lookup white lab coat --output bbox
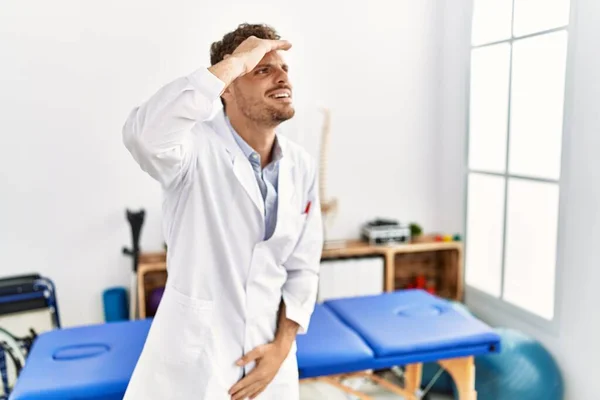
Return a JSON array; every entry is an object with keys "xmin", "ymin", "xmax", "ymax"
[{"xmin": 121, "ymin": 67, "xmax": 323, "ymax": 399}]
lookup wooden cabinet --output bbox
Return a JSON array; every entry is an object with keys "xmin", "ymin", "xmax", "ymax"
[
  {"xmin": 135, "ymin": 236, "xmax": 463, "ymax": 318},
  {"xmin": 321, "ymin": 237, "xmax": 463, "ymax": 301},
  {"xmin": 135, "ymin": 253, "xmax": 166, "ymax": 319}
]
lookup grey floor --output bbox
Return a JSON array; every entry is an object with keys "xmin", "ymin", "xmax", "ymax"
[{"xmin": 300, "ymin": 371, "xmax": 453, "ymax": 400}]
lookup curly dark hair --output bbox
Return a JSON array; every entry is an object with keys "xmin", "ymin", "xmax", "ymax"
[
  {"xmin": 210, "ymin": 23, "xmax": 280, "ymax": 66},
  {"xmin": 210, "ymin": 23, "xmax": 281, "ymax": 109}
]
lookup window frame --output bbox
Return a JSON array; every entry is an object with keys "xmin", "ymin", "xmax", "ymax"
[{"xmin": 463, "ymin": 0, "xmax": 575, "ymax": 334}]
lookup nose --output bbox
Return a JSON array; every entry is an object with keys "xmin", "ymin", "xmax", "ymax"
[{"xmin": 274, "ymin": 68, "xmax": 291, "ymax": 88}]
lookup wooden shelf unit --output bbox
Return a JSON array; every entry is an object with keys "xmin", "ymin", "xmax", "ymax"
[
  {"xmin": 136, "ymin": 252, "xmax": 167, "ymax": 319},
  {"xmin": 135, "ymin": 236, "xmax": 463, "ymax": 318},
  {"xmin": 321, "ymin": 237, "xmax": 463, "ymax": 301}
]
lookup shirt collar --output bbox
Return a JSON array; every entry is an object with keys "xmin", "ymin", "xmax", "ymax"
[{"xmin": 225, "ymin": 116, "xmax": 283, "ymax": 166}]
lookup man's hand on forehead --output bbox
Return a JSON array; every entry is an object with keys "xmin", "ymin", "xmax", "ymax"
[
  {"xmin": 230, "ymin": 36, "xmax": 291, "ymax": 75},
  {"xmin": 209, "ymin": 36, "xmax": 291, "ymax": 87}
]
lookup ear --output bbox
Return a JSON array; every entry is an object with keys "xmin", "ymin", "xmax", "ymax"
[{"xmin": 221, "ymin": 83, "xmax": 233, "ymax": 106}]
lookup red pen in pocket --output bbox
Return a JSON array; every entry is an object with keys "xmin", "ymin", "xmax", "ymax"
[{"xmin": 304, "ymin": 200, "xmax": 312, "ymax": 214}]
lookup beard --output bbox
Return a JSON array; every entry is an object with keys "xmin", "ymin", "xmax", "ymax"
[
  {"xmin": 240, "ymin": 101, "xmax": 295, "ymax": 127},
  {"xmin": 235, "ymin": 89, "xmax": 295, "ymax": 126},
  {"xmin": 266, "ymin": 103, "xmax": 295, "ymax": 123}
]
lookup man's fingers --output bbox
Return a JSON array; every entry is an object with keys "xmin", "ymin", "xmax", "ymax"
[
  {"xmin": 232, "ymin": 381, "xmax": 264, "ymax": 400},
  {"xmin": 229, "ymin": 371, "xmax": 258, "ymax": 396},
  {"xmin": 249, "ymin": 384, "xmax": 267, "ymax": 399},
  {"xmin": 269, "ymin": 39, "xmax": 292, "ymax": 51},
  {"xmin": 236, "ymin": 345, "xmax": 265, "ymax": 366}
]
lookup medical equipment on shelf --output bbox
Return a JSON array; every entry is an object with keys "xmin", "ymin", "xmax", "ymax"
[
  {"xmin": 361, "ymin": 218, "xmax": 412, "ymax": 245},
  {"xmin": 9, "ymin": 289, "xmax": 498, "ymax": 400}
]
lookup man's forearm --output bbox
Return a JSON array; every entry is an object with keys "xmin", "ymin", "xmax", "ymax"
[
  {"xmin": 207, "ymin": 56, "xmax": 245, "ymax": 89},
  {"xmin": 273, "ymin": 299, "xmax": 299, "ymax": 356}
]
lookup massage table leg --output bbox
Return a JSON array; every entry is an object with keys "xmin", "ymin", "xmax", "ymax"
[
  {"xmin": 403, "ymin": 357, "xmax": 477, "ymax": 400},
  {"xmin": 438, "ymin": 356, "xmax": 477, "ymax": 400},
  {"xmin": 366, "ymin": 372, "xmax": 417, "ymax": 400},
  {"xmin": 301, "ymin": 358, "xmax": 476, "ymax": 400},
  {"xmin": 404, "ymin": 363, "xmax": 423, "ymax": 395}
]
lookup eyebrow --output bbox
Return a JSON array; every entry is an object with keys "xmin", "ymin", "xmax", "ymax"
[{"xmin": 255, "ymin": 63, "xmax": 289, "ymax": 71}]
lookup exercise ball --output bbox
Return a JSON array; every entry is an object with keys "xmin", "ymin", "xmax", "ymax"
[
  {"xmin": 473, "ymin": 328, "xmax": 563, "ymax": 400},
  {"xmin": 422, "ymin": 328, "xmax": 564, "ymax": 400}
]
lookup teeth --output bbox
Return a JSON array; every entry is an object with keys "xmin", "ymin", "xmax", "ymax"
[{"xmin": 272, "ymin": 93, "xmax": 289, "ymax": 98}]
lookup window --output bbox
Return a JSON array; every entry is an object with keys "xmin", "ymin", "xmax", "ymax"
[{"xmin": 465, "ymin": 0, "xmax": 570, "ymax": 320}]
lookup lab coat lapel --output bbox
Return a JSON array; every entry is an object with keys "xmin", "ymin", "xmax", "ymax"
[
  {"xmin": 209, "ymin": 111, "xmax": 265, "ymax": 217},
  {"xmin": 232, "ymin": 154, "xmax": 265, "ymax": 217},
  {"xmin": 277, "ymin": 155, "xmax": 295, "ymax": 220},
  {"xmin": 273, "ymin": 138, "xmax": 297, "ymax": 237}
]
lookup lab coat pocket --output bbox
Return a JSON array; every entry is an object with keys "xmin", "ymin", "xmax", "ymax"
[
  {"xmin": 293, "ymin": 210, "xmax": 309, "ymax": 233},
  {"xmin": 151, "ymin": 285, "xmax": 215, "ymax": 365},
  {"xmin": 291, "ymin": 212, "xmax": 308, "ymax": 243},
  {"xmin": 277, "ymin": 213, "xmax": 308, "ymax": 263}
]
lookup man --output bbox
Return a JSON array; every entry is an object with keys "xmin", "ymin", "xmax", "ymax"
[{"xmin": 122, "ymin": 23, "xmax": 323, "ymax": 400}]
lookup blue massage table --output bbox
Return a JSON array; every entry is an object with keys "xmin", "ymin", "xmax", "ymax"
[
  {"xmin": 8, "ymin": 319, "xmax": 151, "ymax": 400},
  {"xmin": 297, "ymin": 290, "xmax": 500, "ymax": 399},
  {"xmin": 9, "ymin": 290, "xmax": 500, "ymax": 400}
]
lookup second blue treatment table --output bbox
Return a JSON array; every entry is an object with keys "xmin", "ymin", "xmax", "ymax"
[
  {"xmin": 297, "ymin": 290, "xmax": 500, "ymax": 399},
  {"xmin": 9, "ymin": 290, "xmax": 499, "ymax": 400}
]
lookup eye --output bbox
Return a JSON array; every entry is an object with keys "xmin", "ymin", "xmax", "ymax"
[{"xmin": 256, "ymin": 67, "xmax": 269, "ymax": 74}]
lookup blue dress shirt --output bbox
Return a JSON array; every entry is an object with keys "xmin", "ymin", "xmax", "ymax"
[{"xmin": 225, "ymin": 116, "xmax": 282, "ymax": 240}]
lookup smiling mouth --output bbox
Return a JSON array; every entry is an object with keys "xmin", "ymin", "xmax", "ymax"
[
  {"xmin": 269, "ymin": 93, "xmax": 291, "ymax": 99},
  {"xmin": 267, "ymin": 87, "xmax": 293, "ymax": 101},
  {"xmin": 267, "ymin": 92, "xmax": 293, "ymax": 104}
]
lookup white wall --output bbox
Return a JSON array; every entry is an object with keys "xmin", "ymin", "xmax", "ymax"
[
  {"xmin": 0, "ymin": 0, "xmax": 441, "ymax": 328},
  {"xmin": 439, "ymin": 0, "xmax": 600, "ymax": 398},
  {"xmin": 435, "ymin": 2, "xmax": 471, "ymax": 234}
]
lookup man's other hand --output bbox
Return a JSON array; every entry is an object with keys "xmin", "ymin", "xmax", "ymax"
[{"xmin": 228, "ymin": 342, "xmax": 288, "ymax": 400}]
